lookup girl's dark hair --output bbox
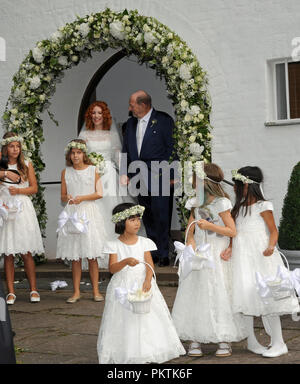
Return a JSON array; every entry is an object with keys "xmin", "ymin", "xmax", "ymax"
[
  {"xmin": 112, "ymin": 203, "xmax": 142, "ymax": 235},
  {"xmin": 231, "ymin": 166, "xmax": 265, "ymax": 220},
  {"xmin": 2, "ymin": 132, "xmax": 28, "ymax": 180}
]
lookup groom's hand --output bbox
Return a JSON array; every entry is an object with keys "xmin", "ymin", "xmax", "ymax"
[{"xmin": 120, "ymin": 175, "xmax": 129, "ymax": 186}]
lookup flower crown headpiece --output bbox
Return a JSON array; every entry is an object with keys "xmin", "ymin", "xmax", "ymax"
[
  {"xmin": 64, "ymin": 141, "xmax": 87, "ymax": 154},
  {"xmin": 231, "ymin": 170, "xmax": 260, "ymax": 184},
  {"xmin": 1, "ymin": 136, "xmax": 24, "ymax": 147},
  {"xmin": 112, "ymin": 205, "xmax": 145, "ymax": 223}
]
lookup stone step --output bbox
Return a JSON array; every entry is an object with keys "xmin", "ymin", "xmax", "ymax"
[{"xmin": 0, "ymin": 259, "xmax": 180, "ymax": 284}]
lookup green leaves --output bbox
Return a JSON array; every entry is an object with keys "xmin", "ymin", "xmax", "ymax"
[{"xmin": 279, "ymin": 162, "xmax": 300, "ymax": 249}]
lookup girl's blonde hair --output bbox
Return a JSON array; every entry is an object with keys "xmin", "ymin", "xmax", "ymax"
[
  {"xmin": 192, "ymin": 163, "xmax": 229, "ymax": 216},
  {"xmin": 203, "ymin": 163, "xmax": 229, "ymax": 200},
  {"xmin": 65, "ymin": 139, "xmax": 92, "ymax": 166},
  {"xmin": 1, "ymin": 132, "xmax": 29, "ymax": 180}
]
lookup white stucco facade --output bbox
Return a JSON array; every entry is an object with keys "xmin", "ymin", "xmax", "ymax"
[{"xmin": 0, "ymin": 0, "xmax": 300, "ymax": 259}]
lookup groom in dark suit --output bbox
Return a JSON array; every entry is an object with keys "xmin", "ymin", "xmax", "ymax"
[{"xmin": 120, "ymin": 90, "xmax": 176, "ymax": 266}]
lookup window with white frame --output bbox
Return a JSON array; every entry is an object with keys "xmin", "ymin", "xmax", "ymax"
[{"xmin": 273, "ymin": 59, "xmax": 300, "ymax": 120}]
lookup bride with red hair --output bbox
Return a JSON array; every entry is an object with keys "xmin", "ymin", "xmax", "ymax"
[{"xmin": 79, "ymin": 101, "xmax": 144, "ymax": 238}]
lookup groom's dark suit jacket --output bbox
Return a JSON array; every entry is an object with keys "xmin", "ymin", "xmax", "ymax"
[{"xmin": 121, "ymin": 108, "xmax": 176, "ymax": 189}]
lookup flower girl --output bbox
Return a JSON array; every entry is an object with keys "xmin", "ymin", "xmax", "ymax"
[
  {"xmin": 221, "ymin": 166, "xmax": 300, "ymax": 357},
  {"xmin": 56, "ymin": 139, "xmax": 108, "ymax": 303},
  {"xmin": 0, "ymin": 132, "xmax": 44, "ymax": 305},
  {"xmin": 97, "ymin": 202, "xmax": 185, "ymax": 364},
  {"xmin": 172, "ymin": 163, "xmax": 246, "ymax": 357}
]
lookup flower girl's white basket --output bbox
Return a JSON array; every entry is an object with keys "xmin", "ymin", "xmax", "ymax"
[
  {"xmin": 256, "ymin": 251, "xmax": 298, "ymax": 303},
  {"xmin": 127, "ymin": 262, "xmax": 156, "ymax": 315},
  {"xmin": 174, "ymin": 220, "xmax": 213, "ymax": 280},
  {"xmin": 56, "ymin": 200, "xmax": 89, "ymax": 236}
]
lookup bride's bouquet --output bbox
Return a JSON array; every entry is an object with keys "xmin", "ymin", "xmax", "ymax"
[{"xmin": 88, "ymin": 152, "xmax": 106, "ymax": 176}]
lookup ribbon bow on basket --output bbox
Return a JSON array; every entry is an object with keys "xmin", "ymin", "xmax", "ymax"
[
  {"xmin": 255, "ymin": 252, "xmax": 300, "ymax": 303},
  {"xmin": 56, "ymin": 199, "xmax": 89, "ymax": 236},
  {"xmin": 174, "ymin": 220, "xmax": 215, "ymax": 281},
  {"xmin": 0, "ymin": 186, "xmax": 23, "ymax": 221},
  {"xmin": 115, "ymin": 262, "xmax": 156, "ymax": 314}
]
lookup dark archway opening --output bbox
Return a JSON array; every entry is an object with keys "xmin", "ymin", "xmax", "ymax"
[{"xmin": 77, "ymin": 49, "xmax": 126, "ymax": 134}]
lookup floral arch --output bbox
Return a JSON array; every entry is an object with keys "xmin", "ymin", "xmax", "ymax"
[{"xmin": 3, "ymin": 8, "xmax": 212, "ymax": 243}]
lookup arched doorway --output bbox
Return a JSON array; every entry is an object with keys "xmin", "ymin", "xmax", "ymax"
[{"xmin": 3, "ymin": 8, "xmax": 211, "ymax": 259}]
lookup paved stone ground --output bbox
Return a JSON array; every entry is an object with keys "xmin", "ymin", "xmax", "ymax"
[{"xmin": 7, "ymin": 277, "xmax": 300, "ymax": 365}]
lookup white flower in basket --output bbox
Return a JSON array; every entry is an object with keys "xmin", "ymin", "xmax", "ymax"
[
  {"xmin": 128, "ymin": 287, "xmax": 153, "ymax": 315},
  {"xmin": 115, "ymin": 262, "xmax": 156, "ymax": 315},
  {"xmin": 255, "ymin": 253, "xmax": 297, "ymax": 303},
  {"xmin": 56, "ymin": 200, "xmax": 89, "ymax": 236},
  {"xmin": 128, "ymin": 262, "xmax": 155, "ymax": 314}
]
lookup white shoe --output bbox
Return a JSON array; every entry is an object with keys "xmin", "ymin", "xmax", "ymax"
[
  {"xmin": 188, "ymin": 342, "xmax": 203, "ymax": 357},
  {"xmin": 30, "ymin": 291, "xmax": 40, "ymax": 303},
  {"xmin": 262, "ymin": 343, "xmax": 288, "ymax": 358},
  {"xmin": 216, "ymin": 342, "xmax": 232, "ymax": 357},
  {"xmin": 6, "ymin": 293, "xmax": 16, "ymax": 305},
  {"xmin": 247, "ymin": 341, "xmax": 268, "ymax": 355}
]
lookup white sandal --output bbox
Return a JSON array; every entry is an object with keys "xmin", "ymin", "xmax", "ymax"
[
  {"xmin": 215, "ymin": 342, "xmax": 232, "ymax": 357},
  {"xmin": 30, "ymin": 291, "xmax": 40, "ymax": 303},
  {"xmin": 6, "ymin": 293, "xmax": 16, "ymax": 305},
  {"xmin": 188, "ymin": 342, "xmax": 203, "ymax": 357}
]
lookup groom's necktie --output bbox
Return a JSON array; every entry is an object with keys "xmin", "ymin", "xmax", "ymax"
[{"xmin": 137, "ymin": 119, "xmax": 146, "ymax": 156}]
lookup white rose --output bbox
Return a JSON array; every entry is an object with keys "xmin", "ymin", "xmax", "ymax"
[
  {"xmin": 32, "ymin": 47, "xmax": 44, "ymax": 63},
  {"xmin": 71, "ymin": 55, "xmax": 79, "ymax": 62},
  {"xmin": 189, "ymin": 135, "xmax": 196, "ymax": 143},
  {"xmin": 189, "ymin": 105, "xmax": 200, "ymax": 116},
  {"xmin": 179, "ymin": 63, "xmax": 192, "ymax": 81},
  {"xmin": 180, "ymin": 100, "xmax": 189, "ymax": 111},
  {"xmin": 143, "ymin": 24, "xmax": 151, "ymax": 32},
  {"xmin": 167, "ymin": 32, "xmax": 173, "ymax": 39},
  {"xmin": 167, "ymin": 43, "xmax": 174, "ymax": 55},
  {"xmin": 198, "ymin": 113, "xmax": 204, "ymax": 121},
  {"xmin": 10, "ymin": 108, "xmax": 18, "ymax": 116},
  {"xmin": 109, "ymin": 21, "xmax": 126, "ymax": 40},
  {"xmin": 78, "ymin": 23, "xmax": 90, "ymax": 37},
  {"xmin": 39, "ymin": 94, "xmax": 46, "ymax": 102},
  {"xmin": 12, "ymin": 120, "xmax": 20, "ymax": 126},
  {"xmin": 189, "ymin": 143, "xmax": 204, "ymax": 158},
  {"xmin": 13, "ymin": 88, "xmax": 25, "ymax": 99},
  {"xmin": 88, "ymin": 16, "xmax": 94, "ymax": 23},
  {"xmin": 28, "ymin": 75, "xmax": 41, "ymax": 90},
  {"xmin": 161, "ymin": 56, "xmax": 169, "ymax": 65},
  {"xmin": 144, "ymin": 31, "xmax": 158, "ymax": 44},
  {"xmin": 184, "ymin": 113, "xmax": 192, "ymax": 122},
  {"xmin": 51, "ymin": 30, "xmax": 63, "ymax": 42},
  {"xmin": 58, "ymin": 56, "xmax": 68, "ymax": 66}
]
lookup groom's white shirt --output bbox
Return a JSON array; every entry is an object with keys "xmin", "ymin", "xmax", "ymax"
[{"xmin": 136, "ymin": 108, "xmax": 153, "ymax": 155}]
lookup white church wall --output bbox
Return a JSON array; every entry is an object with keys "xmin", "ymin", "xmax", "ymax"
[{"xmin": 0, "ymin": 0, "xmax": 300, "ymax": 258}]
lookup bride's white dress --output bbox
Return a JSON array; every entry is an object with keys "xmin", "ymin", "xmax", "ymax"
[{"xmin": 79, "ymin": 129, "xmax": 145, "ymax": 239}]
